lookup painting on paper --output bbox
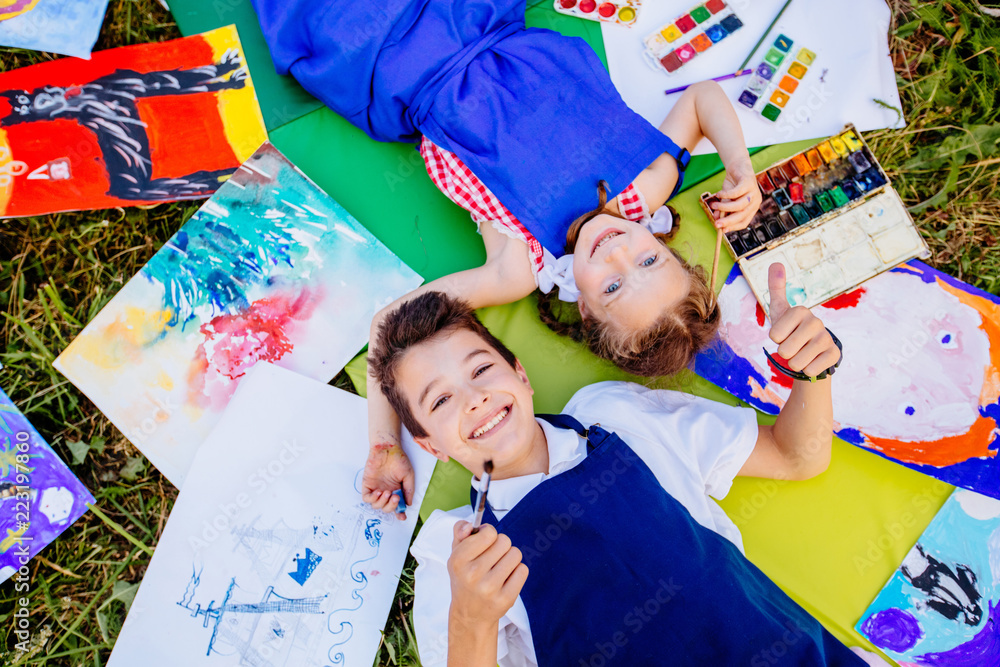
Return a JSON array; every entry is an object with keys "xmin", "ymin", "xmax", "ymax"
[
  {"xmin": 857, "ymin": 489, "xmax": 1000, "ymax": 665},
  {"xmin": 0, "ymin": 383, "xmax": 94, "ymax": 584},
  {"xmin": 54, "ymin": 142, "xmax": 423, "ymax": 487},
  {"xmin": 0, "ymin": 25, "xmax": 267, "ymax": 218},
  {"xmin": 695, "ymin": 261, "xmax": 1000, "ymax": 498},
  {"xmin": 108, "ymin": 363, "xmax": 436, "ymax": 667},
  {"xmin": 0, "ymin": 0, "xmax": 109, "ymax": 59}
]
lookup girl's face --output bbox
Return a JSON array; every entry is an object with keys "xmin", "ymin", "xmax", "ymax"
[{"xmin": 572, "ymin": 213, "xmax": 691, "ymax": 329}]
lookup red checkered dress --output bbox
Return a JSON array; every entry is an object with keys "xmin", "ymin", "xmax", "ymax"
[{"xmin": 419, "ymin": 137, "xmax": 648, "ymax": 274}]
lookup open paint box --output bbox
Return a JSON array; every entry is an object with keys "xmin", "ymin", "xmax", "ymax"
[
  {"xmin": 554, "ymin": 0, "xmax": 641, "ymax": 26},
  {"xmin": 702, "ymin": 124, "xmax": 931, "ymax": 314}
]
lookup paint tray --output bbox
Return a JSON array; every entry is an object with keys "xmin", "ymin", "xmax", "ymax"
[
  {"xmin": 643, "ymin": 1, "xmax": 743, "ymax": 75},
  {"xmin": 702, "ymin": 124, "xmax": 930, "ymax": 315},
  {"xmin": 554, "ymin": 0, "xmax": 641, "ymax": 27}
]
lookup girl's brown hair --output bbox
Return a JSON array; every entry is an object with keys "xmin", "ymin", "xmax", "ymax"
[{"xmin": 538, "ymin": 182, "xmax": 721, "ymax": 377}]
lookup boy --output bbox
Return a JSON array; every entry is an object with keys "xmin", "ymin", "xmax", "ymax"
[{"xmin": 369, "ymin": 266, "xmax": 885, "ymax": 666}]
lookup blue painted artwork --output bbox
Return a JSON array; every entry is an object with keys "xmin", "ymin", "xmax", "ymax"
[
  {"xmin": 54, "ymin": 141, "xmax": 423, "ymax": 487},
  {"xmin": 288, "ymin": 548, "xmax": 322, "ymax": 586},
  {"xmin": 696, "ymin": 262, "xmax": 1000, "ymax": 499},
  {"xmin": 857, "ymin": 489, "xmax": 1000, "ymax": 665},
  {"xmin": 0, "ymin": 0, "xmax": 109, "ymax": 59},
  {"xmin": 0, "ymin": 383, "xmax": 94, "ymax": 583}
]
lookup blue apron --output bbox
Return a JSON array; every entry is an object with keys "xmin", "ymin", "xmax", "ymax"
[
  {"xmin": 250, "ymin": 0, "xmax": 690, "ymax": 256},
  {"xmin": 471, "ymin": 414, "xmax": 865, "ymax": 666}
]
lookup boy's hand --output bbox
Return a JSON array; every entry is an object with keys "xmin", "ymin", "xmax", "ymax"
[
  {"xmin": 711, "ymin": 159, "xmax": 761, "ymax": 232},
  {"xmin": 767, "ymin": 263, "xmax": 840, "ymax": 377},
  {"xmin": 361, "ymin": 441, "xmax": 414, "ymax": 520},
  {"xmin": 448, "ymin": 521, "xmax": 528, "ymax": 631}
]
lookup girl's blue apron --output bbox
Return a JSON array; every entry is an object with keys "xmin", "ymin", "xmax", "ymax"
[
  {"xmin": 470, "ymin": 414, "xmax": 865, "ymax": 665},
  {"xmin": 251, "ymin": 0, "xmax": 690, "ymax": 256}
]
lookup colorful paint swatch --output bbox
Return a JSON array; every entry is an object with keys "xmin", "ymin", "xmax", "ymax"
[
  {"xmin": 764, "ymin": 48, "xmax": 786, "ymax": 67},
  {"xmin": 857, "ymin": 490, "xmax": 1000, "ymax": 664},
  {"xmin": 770, "ymin": 90, "xmax": 791, "ymax": 108},
  {"xmin": 842, "ymin": 130, "xmax": 864, "ymax": 151},
  {"xmin": 817, "ymin": 141, "xmax": 837, "ymax": 162},
  {"xmin": 756, "ymin": 62, "xmax": 775, "ymax": 80},
  {"xmin": 781, "ymin": 162, "xmax": 799, "ymax": 181},
  {"xmin": 675, "ymin": 14, "xmax": 697, "ymax": 32},
  {"xmin": 0, "ymin": 26, "xmax": 267, "ymax": 219},
  {"xmin": 806, "ymin": 149, "xmax": 824, "ymax": 170},
  {"xmin": 691, "ymin": 33, "xmax": 713, "ymax": 52},
  {"xmin": 645, "ymin": 3, "xmax": 741, "ymax": 75},
  {"xmin": 761, "ymin": 103, "xmax": 782, "ymax": 121},
  {"xmin": 792, "ymin": 154, "xmax": 813, "ymax": 175},
  {"xmin": 773, "ymin": 34, "xmax": 793, "ymax": 52},
  {"xmin": 52, "ymin": 142, "xmax": 423, "ymax": 487},
  {"xmin": 0, "ymin": 384, "xmax": 94, "ymax": 584},
  {"xmin": 738, "ymin": 91, "xmax": 758, "ymax": 108},
  {"xmin": 661, "ymin": 24, "xmax": 683, "ymax": 41},
  {"xmin": 675, "ymin": 43, "xmax": 697, "ymax": 62},
  {"xmin": 788, "ymin": 62, "xmax": 808, "ymax": 79},
  {"xmin": 796, "ymin": 48, "xmax": 817, "ymax": 65},
  {"xmin": 554, "ymin": 0, "xmax": 642, "ymax": 26},
  {"xmin": 830, "ymin": 136, "xmax": 850, "ymax": 156},
  {"xmin": 789, "ymin": 182, "xmax": 804, "ymax": 203},
  {"xmin": 747, "ymin": 75, "xmax": 769, "ymax": 94},
  {"xmin": 719, "ymin": 14, "xmax": 742, "ymax": 32},
  {"xmin": 690, "ymin": 5, "xmax": 711, "ymax": 22},
  {"xmin": 778, "ymin": 75, "xmax": 799, "ymax": 93},
  {"xmin": 0, "ymin": 0, "xmax": 108, "ymax": 59},
  {"xmin": 660, "ymin": 51, "xmax": 683, "ymax": 73},
  {"xmin": 756, "ymin": 172, "xmax": 775, "ymax": 195}
]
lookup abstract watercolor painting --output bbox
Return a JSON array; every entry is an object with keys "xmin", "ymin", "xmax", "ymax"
[
  {"xmin": 695, "ymin": 261, "xmax": 1000, "ymax": 498},
  {"xmin": 0, "ymin": 383, "xmax": 94, "ymax": 584},
  {"xmin": 108, "ymin": 363, "xmax": 436, "ymax": 667},
  {"xmin": 857, "ymin": 489, "xmax": 1000, "ymax": 665},
  {"xmin": 0, "ymin": 25, "xmax": 266, "ymax": 217},
  {"xmin": 0, "ymin": 0, "xmax": 108, "ymax": 59},
  {"xmin": 54, "ymin": 142, "xmax": 422, "ymax": 487}
]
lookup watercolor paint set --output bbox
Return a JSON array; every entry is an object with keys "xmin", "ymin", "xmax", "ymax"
[
  {"xmin": 702, "ymin": 125, "xmax": 930, "ymax": 313},
  {"xmin": 738, "ymin": 33, "xmax": 816, "ymax": 122},
  {"xmin": 554, "ymin": 0, "xmax": 641, "ymax": 26},
  {"xmin": 643, "ymin": 1, "xmax": 743, "ymax": 75}
]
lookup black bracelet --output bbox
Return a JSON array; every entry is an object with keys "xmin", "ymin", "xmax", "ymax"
[{"xmin": 763, "ymin": 328, "xmax": 843, "ymax": 383}]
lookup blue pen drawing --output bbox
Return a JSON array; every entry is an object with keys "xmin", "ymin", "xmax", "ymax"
[
  {"xmin": 177, "ymin": 566, "xmax": 327, "ymax": 662},
  {"xmin": 328, "ymin": 518, "xmax": 384, "ymax": 664},
  {"xmin": 288, "ymin": 548, "xmax": 323, "ymax": 586}
]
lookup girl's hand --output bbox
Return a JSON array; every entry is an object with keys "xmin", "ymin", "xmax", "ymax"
[
  {"xmin": 361, "ymin": 441, "xmax": 415, "ymax": 520},
  {"xmin": 767, "ymin": 263, "xmax": 840, "ymax": 377},
  {"xmin": 710, "ymin": 159, "xmax": 761, "ymax": 233}
]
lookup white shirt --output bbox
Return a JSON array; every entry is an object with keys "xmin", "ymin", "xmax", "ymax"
[{"xmin": 410, "ymin": 381, "xmax": 759, "ymax": 667}]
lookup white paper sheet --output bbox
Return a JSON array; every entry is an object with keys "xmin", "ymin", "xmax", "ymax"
[
  {"xmin": 602, "ymin": 0, "xmax": 904, "ymax": 154},
  {"xmin": 109, "ymin": 363, "xmax": 436, "ymax": 667}
]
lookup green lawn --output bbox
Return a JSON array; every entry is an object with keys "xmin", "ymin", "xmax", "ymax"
[{"xmin": 1, "ymin": 1, "xmax": 998, "ymax": 664}]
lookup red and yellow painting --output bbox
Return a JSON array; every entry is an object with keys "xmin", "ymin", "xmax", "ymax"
[{"xmin": 0, "ymin": 25, "xmax": 267, "ymax": 217}]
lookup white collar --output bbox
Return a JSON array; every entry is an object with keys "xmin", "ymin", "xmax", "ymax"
[
  {"xmin": 470, "ymin": 418, "xmax": 587, "ymax": 513},
  {"xmin": 536, "ymin": 205, "xmax": 674, "ymax": 303}
]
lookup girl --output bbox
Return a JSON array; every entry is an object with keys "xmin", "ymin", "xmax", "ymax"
[{"xmin": 251, "ymin": 0, "xmax": 761, "ymax": 514}]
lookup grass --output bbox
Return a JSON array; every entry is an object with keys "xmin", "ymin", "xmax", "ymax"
[{"xmin": 0, "ymin": 0, "xmax": 998, "ymax": 665}]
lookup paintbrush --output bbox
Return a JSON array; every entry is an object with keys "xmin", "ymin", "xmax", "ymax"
[
  {"xmin": 736, "ymin": 0, "xmax": 794, "ymax": 74},
  {"xmin": 470, "ymin": 460, "xmax": 494, "ymax": 535}
]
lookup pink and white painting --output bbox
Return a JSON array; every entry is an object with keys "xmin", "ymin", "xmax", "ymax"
[
  {"xmin": 695, "ymin": 261, "xmax": 1000, "ymax": 498},
  {"xmin": 54, "ymin": 142, "xmax": 422, "ymax": 487}
]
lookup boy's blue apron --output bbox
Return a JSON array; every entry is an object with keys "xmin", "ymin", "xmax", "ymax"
[
  {"xmin": 250, "ymin": 0, "xmax": 690, "ymax": 256},
  {"xmin": 470, "ymin": 414, "xmax": 865, "ymax": 665}
]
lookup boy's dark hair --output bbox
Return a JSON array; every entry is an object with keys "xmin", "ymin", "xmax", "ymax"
[{"xmin": 369, "ymin": 291, "xmax": 518, "ymax": 438}]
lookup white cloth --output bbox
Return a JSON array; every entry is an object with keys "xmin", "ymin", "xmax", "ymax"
[
  {"xmin": 536, "ymin": 205, "xmax": 674, "ymax": 302},
  {"xmin": 410, "ymin": 381, "xmax": 759, "ymax": 667}
]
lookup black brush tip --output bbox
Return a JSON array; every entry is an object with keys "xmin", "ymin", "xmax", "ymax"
[{"xmin": 483, "ymin": 460, "xmax": 494, "ymax": 475}]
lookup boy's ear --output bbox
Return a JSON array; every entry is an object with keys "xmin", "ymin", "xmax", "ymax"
[
  {"xmin": 414, "ymin": 436, "xmax": 450, "ymax": 463},
  {"xmin": 514, "ymin": 359, "xmax": 533, "ymax": 395}
]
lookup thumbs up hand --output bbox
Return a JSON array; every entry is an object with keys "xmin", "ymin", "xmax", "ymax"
[{"xmin": 766, "ymin": 263, "xmax": 841, "ymax": 379}]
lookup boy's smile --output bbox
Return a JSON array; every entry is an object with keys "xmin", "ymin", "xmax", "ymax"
[{"xmin": 397, "ymin": 328, "xmax": 549, "ymax": 479}]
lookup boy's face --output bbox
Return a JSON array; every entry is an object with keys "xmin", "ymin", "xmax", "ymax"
[{"xmin": 396, "ymin": 328, "xmax": 544, "ymax": 479}]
